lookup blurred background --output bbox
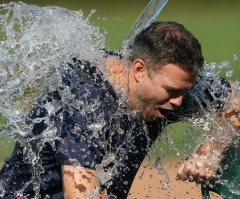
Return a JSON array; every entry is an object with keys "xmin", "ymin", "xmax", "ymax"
[
  {"xmin": 1, "ymin": 0, "xmax": 240, "ymax": 159},
  {"xmin": 2, "ymin": 0, "xmax": 240, "ymax": 70},
  {"xmin": 0, "ymin": 0, "xmax": 240, "ymax": 198}
]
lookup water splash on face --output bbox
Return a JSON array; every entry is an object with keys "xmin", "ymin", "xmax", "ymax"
[
  {"xmin": 194, "ymin": 60, "xmax": 240, "ymax": 144},
  {"xmin": 0, "ymin": 2, "xmax": 154, "ymax": 198},
  {"xmin": 180, "ymin": 60, "xmax": 240, "ymax": 197}
]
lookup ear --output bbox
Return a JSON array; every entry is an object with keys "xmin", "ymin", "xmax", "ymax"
[{"xmin": 132, "ymin": 59, "xmax": 147, "ymax": 83}]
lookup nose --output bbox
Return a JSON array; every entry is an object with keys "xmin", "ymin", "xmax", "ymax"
[{"xmin": 168, "ymin": 95, "xmax": 183, "ymax": 107}]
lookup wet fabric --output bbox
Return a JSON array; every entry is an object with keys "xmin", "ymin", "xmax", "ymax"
[
  {"xmin": 0, "ymin": 58, "xmax": 231, "ymax": 199},
  {"xmin": 0, "ymin": 59, "xmax": 160, "ymax": 199}
]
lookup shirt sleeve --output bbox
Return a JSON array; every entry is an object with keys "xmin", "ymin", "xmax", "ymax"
[
  {"xmin": 55, "ymin": 70, "xmax": 108, "ymax": 169},
  {"xmin": 53, "ymin": 94, "xmax": 105, "ymax": 169},
  {"xmin": 26, "ymin": 64, "xmax": 109, "ymax": 170},
  {"xmin": 167, "ymin": 75, "xmax": 231, "ymax": 123}
]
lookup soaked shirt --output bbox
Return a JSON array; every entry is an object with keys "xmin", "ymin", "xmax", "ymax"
[{"xmin": 0, "ymin": 59, "xmax": 230, "ymax": 199}]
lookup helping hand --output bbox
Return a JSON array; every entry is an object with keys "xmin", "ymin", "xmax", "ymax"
[{"xmin": 175, "ymin": 143, "xmax": 221, "ymax": 183}]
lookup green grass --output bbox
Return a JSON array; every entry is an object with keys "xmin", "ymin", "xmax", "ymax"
[
  {"xmin": 0, "ymin": 113, "xmax": 15, "ymax": 162},
  {"xmin": 149, "ymin": 122, "xmax": 201, "ymax": 159},
  {"xmin": 0, "ymin": 134, "xmax": 15, "ymax": 162}
]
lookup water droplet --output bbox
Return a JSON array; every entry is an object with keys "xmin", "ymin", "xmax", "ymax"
[
  {"xmin": 69, "ymin": 158, "xmax": 81, "ymax": 168},
  {"xmin": 233, "ymin": 54, "xmax": 238, "ymax": 61},
  {"xmin": 102, "ymin": 153, "xmax": 115, "ymax": 167},
  {"xmin": 95, "ymin": 164, "xmax": 110, "ymax": 184},
  {"xmin": 226, "ymin": 70, "xmax": 233, "ymax": 77},
  {"xmin": 220, "ymin": 60, "xmax": 231, "ymax": 68},
  {"xmin": 155, "ymin": 157, "xmax": 161, "ymax": 168}
]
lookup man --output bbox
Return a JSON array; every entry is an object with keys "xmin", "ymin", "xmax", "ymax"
[{"xmin": 0, "ymin": 21, "xmax": 236, "ymax": 199}]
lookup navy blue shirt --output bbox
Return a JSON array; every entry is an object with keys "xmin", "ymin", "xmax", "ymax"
[{"xmin": 0, "ymin": 58, "xmax": 231, "ymax": 199}]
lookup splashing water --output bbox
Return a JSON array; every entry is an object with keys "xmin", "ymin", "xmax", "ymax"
[
  {"xmin": 233, "ymin": 54, "xmax": 239, "ymax": 61},
  {"xmin": 0, "ymin": 1, "xmax": 240, "ymax": 199},
  {"xmin": 0, "ymin": 1, "xmax": 106, "ymax": 197},
  {"xmin": 0, "ymin": 2, "xmax": 157, "ymax": 198},
  {"xmin": 0, "ymin": 1, "xmax": 105, "ymax": 136},
  {"xmin": 185, "ymin": 60, "xmax": 240, "ymax": 197}
]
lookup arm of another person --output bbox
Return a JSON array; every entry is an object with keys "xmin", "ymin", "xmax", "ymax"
[
  {"xmin": 176, "ymin": 81, "xmax": 240, "ymax": 183},
  {"xmin": 62, "ymin": 164, "xmax": 110, "ymax": 199}
]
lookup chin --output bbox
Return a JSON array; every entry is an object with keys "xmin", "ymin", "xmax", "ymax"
[
  {"xmin": 145, "ymin": 115, "xmax": 157, "ymax": 122},
  {"xmin": 145, "ymin": 118, "xmax": 154, "ymax": 122},
  {"xmin": 139, "ymin": 114, "xmax": 151, "ymax": 122}
]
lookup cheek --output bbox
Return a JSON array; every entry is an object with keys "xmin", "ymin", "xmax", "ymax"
[
  {"xmin": 140, "ymin": 82, "xmax": 170, "ymax": 104},
  {"xmin": 149, "ymin": 109, "xmax": 158, "ymax": 114},
  {"xmin": 152, "ymin": 89, "xmax": 171, "ymax": 104}
]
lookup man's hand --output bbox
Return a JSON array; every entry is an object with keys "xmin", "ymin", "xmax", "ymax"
[
  {"xmin": 176, "ymin": 143, "xmax": 221, "ymax": 183},
  {"xmin": 176, "ymin": 81, "xmax": 240, "ymax": 184}
]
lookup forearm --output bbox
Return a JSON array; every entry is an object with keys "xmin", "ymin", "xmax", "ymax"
[
  {"xmin": 61, "ymin": 165, "xmax": 109, "ymax": 199},
  {"xmin": 175, "ymin": 117, "xmax": 239, "ymax": 183},
  {"xmin": 176, "ymin": 80, "xmax": 240, "ymax": 183},
  {"xmin": 176, "ymin": 142, "xmax": 222, "ymax": 183}
]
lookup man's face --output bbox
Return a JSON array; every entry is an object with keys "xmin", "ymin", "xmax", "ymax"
[{"xmin": 133, "ymin": 62, "xmax": 196, "ymax": 121}]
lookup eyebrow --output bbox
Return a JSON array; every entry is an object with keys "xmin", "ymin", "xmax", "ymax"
[{"xmin": 163, "ymin": 85, "xmax": 194, "ymax": 92}]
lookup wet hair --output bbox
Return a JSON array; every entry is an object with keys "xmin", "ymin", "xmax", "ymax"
[{"xmin": 129, "ymin": 21, "xmax": 204, "ymax": 76}]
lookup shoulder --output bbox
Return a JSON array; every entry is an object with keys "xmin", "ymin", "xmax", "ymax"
[
  {"xmin": 56, "ymin": 59, "xmax": 119, "ymax": 128},
  {"xmin": 62, "ymin": 59, "xmax": 117, "ymax": 101}
]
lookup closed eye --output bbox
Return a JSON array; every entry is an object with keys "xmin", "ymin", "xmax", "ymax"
[
  {"xmin": 166, "ymin": 88, "xmax": 182, "ymax": 95},
  {"xmin": 164, "ymin": 86, "xmax": 193, "ymax": 96}
]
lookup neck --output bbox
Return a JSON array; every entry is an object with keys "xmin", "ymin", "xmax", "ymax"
[{"xmin": 106, "ymin": 56, "xmax": 129, "ymax": 100}]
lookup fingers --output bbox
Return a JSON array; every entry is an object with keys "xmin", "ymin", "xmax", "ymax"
[
  {"xmin": 193, "ymin": 168, "xmax": 214, "ymax": 183},
  {"xmin": 175, "ymin": 162, "xmax": 187, "ymax": 181},
  {"xmin": 176, "ymin": 166, "xmax": 213, "ymax": 183},
  {"xmin": 175, "ymin": 157, "xmax": 215, "ymax": 184},
  {"xmin": 176, "ymin": 159, "xmax": 198, "ymax": 181}
]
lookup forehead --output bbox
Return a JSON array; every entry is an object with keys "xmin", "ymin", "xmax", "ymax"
[{"xmin": 153, "ymin": 63, "xmax": 197, "ymax": 87}]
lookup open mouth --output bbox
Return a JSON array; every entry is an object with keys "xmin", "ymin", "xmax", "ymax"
[{"xmin": 159, "ymin": 108, "xmax": 170, "ymax": 118}]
